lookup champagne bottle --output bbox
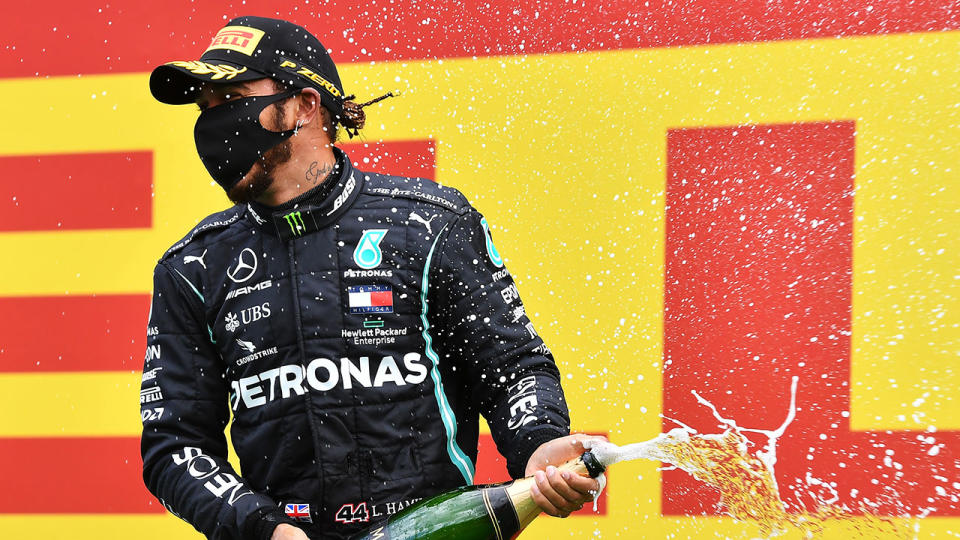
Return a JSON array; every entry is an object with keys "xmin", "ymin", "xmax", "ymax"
[{"xmin": 351, "ymin": 452, "xmax": 606, "ymax": 540}]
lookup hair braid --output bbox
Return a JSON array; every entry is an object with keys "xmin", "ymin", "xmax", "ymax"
[{"xmin": 339, "ymin": 91, "xmax": 400, "ymax": 139}]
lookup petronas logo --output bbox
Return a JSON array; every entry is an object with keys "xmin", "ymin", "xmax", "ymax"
[
  {"xmin": 284, "ymin": 211, "xmax": 306, "ymax": 236},
  {"xmin": 353, "ymin": 229, "xmax": 388, "ymax": 269}
]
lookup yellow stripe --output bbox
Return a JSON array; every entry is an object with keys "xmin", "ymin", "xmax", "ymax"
[
  {"xmin": 0, "ymin": 373, "xmax": 141, "ymax": 436},
  {"xmin": 0, "ymin": 515, "xmax": 199, "ymax": 539}
]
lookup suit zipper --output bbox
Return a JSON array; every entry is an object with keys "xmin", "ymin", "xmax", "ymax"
[{"xmin": 287, "ymin": 239, "xmax": 327, "ymax": 520}]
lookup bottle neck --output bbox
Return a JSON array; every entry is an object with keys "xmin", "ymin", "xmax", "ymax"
[{"xmin": 504, "ymin": 452, "xmax": 605, "ymax": 532}]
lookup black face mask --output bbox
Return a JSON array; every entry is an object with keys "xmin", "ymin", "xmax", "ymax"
[{"xmin": 194, "ymin": 90, "xmax": 299, "ymax": 192}]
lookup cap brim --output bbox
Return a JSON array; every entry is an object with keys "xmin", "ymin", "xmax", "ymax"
[{"xmin": 149, "ymin": 60, "xmax": 266, "ymax": 104}]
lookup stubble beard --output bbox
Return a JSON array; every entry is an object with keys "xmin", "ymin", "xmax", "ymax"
[
  {"xmin": 227, "ymin": 102, "xmax": 293, "ymax": 204},
  {"xmin": 227, "ymin": 139, "xmax": 293, "ymax": 204}
]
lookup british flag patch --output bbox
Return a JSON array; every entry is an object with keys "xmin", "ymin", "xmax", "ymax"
[{"xmin": 284, "ymin": 503, "xmax": 312, "ymax": 523}]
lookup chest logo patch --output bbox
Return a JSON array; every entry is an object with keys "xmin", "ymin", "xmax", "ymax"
[
  {"xmin": 228, "ymin": 248, "xmax": 258, "ymax": 283},
  {"xmin": 353, "ymin": 229, "xmax": 388, "ymax": 269},
  {"xmin": 348, "ymin": 285, "xmax": 394, "ymax": 314}
]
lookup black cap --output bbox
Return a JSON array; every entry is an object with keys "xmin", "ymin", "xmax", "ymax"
[{"xmin": 149, "ymin": 16, "xmax": 346, "ymax": 119}]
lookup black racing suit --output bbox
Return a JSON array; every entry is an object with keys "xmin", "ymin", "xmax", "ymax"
[{"xmin": 139, "ymin": 148, "xmax": 570, "ymax": 539}]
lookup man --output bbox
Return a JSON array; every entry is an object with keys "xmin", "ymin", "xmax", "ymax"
[{"xmin": 140, "ymin": 16, "xmax": 601, "ymax": 540}]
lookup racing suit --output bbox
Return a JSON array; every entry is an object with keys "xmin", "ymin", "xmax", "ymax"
[{"xmin": 139, "ymin": 148, "xmax": 570, "ymax": 539}]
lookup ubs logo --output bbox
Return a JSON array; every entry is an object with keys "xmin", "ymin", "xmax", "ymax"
[{"xmin": 228, "ymin": 248, "xmax": 258, "ymax": 283}]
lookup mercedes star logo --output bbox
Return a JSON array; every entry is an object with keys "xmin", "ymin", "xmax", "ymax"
[{"xmin": 228, "ymin": 248, "xmax": 258, "ymax": 283}]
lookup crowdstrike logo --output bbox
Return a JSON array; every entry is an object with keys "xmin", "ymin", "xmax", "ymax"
[
  {"xmin": 227, "ymin": 248, "xmax": 258, "ymax": 283},
  {"xmin": 236, "ymin": 339, "xmax": 256, "ymax": 354},
  {"xmin": 230, "ymin": 353, "xmax": 429, "ymax": 410},
  {"xmin": 235, "ymin": 339, "xmax": 278, "ymax": 366}
]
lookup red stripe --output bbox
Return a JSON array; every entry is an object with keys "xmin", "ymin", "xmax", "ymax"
[
  {"xmin": 2, "ymin": 1, "xmax": 957, "ymax": 78},
  {"xmin": 0, "ymin": 152, "xmax": 152, "ymax": 232},
  {"xmin": 368, "ymin": 291, "xmax": 393, "ymax": 307},
  {"xmin": 0, "ymin": 295, "xmax": 149, "ymax": 372},
  {"xmin": 0, "ymin": 437, "xmax": 161, "ymax": 513},
  {"xmin": 341, "ymin": 140, "xmax": 436, "ymax": 181},
  {"xmin": 662, "ymin": 121, "xmax": 960, "ymax": 517}
]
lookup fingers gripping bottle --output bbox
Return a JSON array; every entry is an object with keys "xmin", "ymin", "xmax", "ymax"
[{"xmin": 352, "ymin": 452, "xmax": 605, "ymax": 540}]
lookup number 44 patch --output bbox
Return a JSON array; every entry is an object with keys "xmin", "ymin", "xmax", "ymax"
[{"xmin": 335, "ymin": 502, "xmax": 370, "ymax": 524}]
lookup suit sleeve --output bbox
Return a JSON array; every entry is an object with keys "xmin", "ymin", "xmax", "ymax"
[
  {"xmin": 429, "ymin": 209, "xmax": 570, "ymax": 479},
  {"xmin": 140, "ymin": 262, "xmax": 295, "ymax": 539}
]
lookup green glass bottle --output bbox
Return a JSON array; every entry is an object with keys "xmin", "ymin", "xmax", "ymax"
[{"xmin": 352, "ymin": 452, "xmax": 605, "ymax": 540}]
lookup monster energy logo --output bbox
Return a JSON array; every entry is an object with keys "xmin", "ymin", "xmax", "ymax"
[{"xmin": 283, "ymin": 211, "xmax": 306, "ymax": 236}]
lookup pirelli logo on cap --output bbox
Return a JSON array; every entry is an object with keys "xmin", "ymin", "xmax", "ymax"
[
  {"xmin": 279, "ymin": 59, "xmax": 342, "ymax": 98},
  {"xmin": 205, "ymin": 26, "xmax": 265, "ymax": 56}
]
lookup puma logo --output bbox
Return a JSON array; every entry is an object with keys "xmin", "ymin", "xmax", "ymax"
[
  {"xmin": 184, "ymin": 249, "xmax": 208, "ymax": 269},
  {"xmin": 409, "ymin": 211, "xmax": 437, "ymax": 234}
]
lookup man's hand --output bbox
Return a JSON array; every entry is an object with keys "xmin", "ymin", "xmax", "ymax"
[
  {"xmin": 271, "ymin": 523, "xmax": 310, "ymax": 540},
  {"xmin": 525, "ymin": 433, "xmax": 607, "ymax": 517}
]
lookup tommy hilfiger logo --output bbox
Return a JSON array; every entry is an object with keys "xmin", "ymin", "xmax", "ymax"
[{"xmin": 347, "ymin": 285, "xmax": 393, "ymax": 314}]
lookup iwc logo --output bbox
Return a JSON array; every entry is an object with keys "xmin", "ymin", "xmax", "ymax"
[{"xmin": 353, "ymin": 229, "xmax": 388, "ymax": 269}]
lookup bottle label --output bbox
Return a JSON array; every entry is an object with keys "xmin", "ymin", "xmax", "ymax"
[{"xmin": 481, "ymin": 487, "xmax": 521, "ymax": 540}]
